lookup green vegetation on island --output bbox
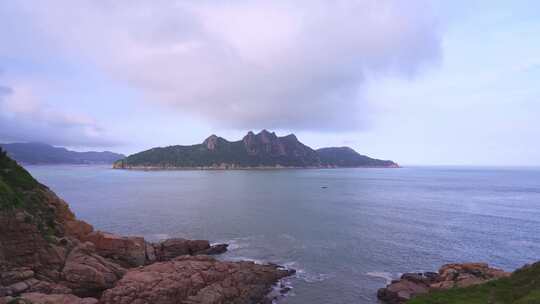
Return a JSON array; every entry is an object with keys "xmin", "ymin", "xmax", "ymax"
[{"xmin": 114, "ymin": 130, "xmax": 398, "ymax": 169}]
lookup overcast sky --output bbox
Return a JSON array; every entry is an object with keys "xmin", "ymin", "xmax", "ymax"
[{"xmin": 1, "ymin": 0, "xmax": 539, "ymax": 165}]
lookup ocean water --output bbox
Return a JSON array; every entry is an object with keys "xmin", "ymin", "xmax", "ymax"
[{"xmin": 26, "ymin": 165, "xmax": 540, "ymax": 303}]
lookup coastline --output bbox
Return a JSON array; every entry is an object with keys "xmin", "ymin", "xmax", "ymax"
[
  {"xmin": 112, "ymin": 164, "xmax": 401, "ymax": 170},
  {"xmin": 0, "ymin": 152, "xmax": 296, "ymax": 304}
]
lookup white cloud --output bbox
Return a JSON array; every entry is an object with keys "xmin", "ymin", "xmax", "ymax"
[
  {"xmin": 0, "ymin": 82, "xmax": 117, "ymax": 147},
  {"xmin": 9, "ymin": 0, "xmax": 443, "ymax": 131}
]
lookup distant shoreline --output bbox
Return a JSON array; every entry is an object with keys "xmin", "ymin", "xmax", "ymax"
[{"xmin": 112, "ymin": 164, "xmax": 400, "ymax": 171}]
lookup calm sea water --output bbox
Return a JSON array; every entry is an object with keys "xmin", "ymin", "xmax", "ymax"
[{"xmin": 26, "ymin": 165, "xmax": 540, "ymax": 304}]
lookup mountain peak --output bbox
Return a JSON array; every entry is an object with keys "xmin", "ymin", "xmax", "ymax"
[
  {"xmin": 256, "ymin": 129, "xmax": 277, "ymax": 143},
  {"xmin": 203, "ymin": 134, "xmax": 225, "ymax": 151},
  {"xmin": 282, "ymin": 133, "xmax": 298, "ymax": 141},
  {"xmin": 204, "ymin": 134, "xmax": 218, "ymax": 141}
]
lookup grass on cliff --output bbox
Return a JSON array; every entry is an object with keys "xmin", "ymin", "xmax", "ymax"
[
  {"xmin": 0, "ymin": 148, "xmax": 57, "ymax": 240},
  {"xmin": 0, "ymin": 148, "xmax": 39, "ymax": 210},
  {"xmin": 409, "ymin": 262, "xmax": 540, "ymax": 304}
]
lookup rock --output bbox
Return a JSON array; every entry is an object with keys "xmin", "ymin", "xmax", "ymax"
[
  {"xmin": 400, "ymin": 273, "xmax": 430, "ymax": 284},
  {"xmin": 100, "ymin": 255, "xmax": 295, "ymax": 304},
  {"xmin": 0, "ymin": 209, "xmax": 54, "ymax": 270},
  {"xmin": 0, "ymin": 266, "xmax": 73, "ymax": 297},
  {"xmin": 7, "ymin": 281, "xmax": 30, "ymax": 295},
  {"xmin": 153, "ymin": 238, "xmax": 210, "ymax": 260},
  {"xmin": 0, "ymin": 268, "xmax": 34, "ymax": 286},
  {"xmin": 432, "ymin": 263, "xmax": 510, "ymax": 289},
  {"xmin": 377, "ymin": 278, "xmax": 430, "ymax": 304},
  {"xmin": 40, "ymin": 190, "xmax": 94, "ymax": 240},
  {"xmin": 64, "ymin": 220, "xmax": 94, "ymax": 240},
  {"xmin": 377, "ymin": 263, "xmax": 511, "ymax": 303},
  {"xmin": 61, "ymin": 242, "xmax": 126, "ymax": 297},
  {"xmin": 195, "ymin": 243, "xmax": 229, "ymax": 255},
  {"xmin": 25, "ymin": 280, "xmax": 72, "ymax": 295},
  {"xmin": 82, "ymin": 231, "xmax": 146, "ymax": 267},
  {"xmin": 2, "ymin": 292, "xmax": 98, "ymax": 304}
]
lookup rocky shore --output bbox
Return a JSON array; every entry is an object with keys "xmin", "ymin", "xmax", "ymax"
[
  {"xmin": 0, "ymin": 150, "xmax": 295, "ymax": 304},
  {"xmin": 377, "ymin": 263, "xmax": 510, "ymax": 303}
]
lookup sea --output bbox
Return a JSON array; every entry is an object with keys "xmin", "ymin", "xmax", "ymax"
[{"xmin": 26, "ymin": 165, "xmax": 540, "ymax": 304}]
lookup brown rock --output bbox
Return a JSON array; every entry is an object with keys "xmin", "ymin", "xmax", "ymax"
[
  {"xmin": 154, "ymin": 238, "xmax": 211, "ymax": 260},
  {"xmin": 3, "ymin": 292, "xmax": 98, "ymax": 304},
  {"xmin": 0, "ymin": 268, "xmax": 34, "ymax": 286},
  {"xmin": 82, "ymin": 231, "xmax": 146, "ymax": 267},
  {"xmin": 377, "ymin": 279, "xmax": 429, "ymax": 304},
  {"xmin": 64, "ymin": 220, "xmax": 94, "ymax": 240},
  {"xmin": 100, "ymin": 255, "xmax": 294, "ymax": 304},
  {"xmin": 61, "ymin": 242, "xmax": 126, "ymax": 297}
]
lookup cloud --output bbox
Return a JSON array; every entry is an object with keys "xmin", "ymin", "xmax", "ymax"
[
  {"xmin": 0, "ymin": 82, "xmax": 118, "ymax": 147},
  {"xmin": 9, "ymin": 0, "xmax": 443, "ymax": 131}
]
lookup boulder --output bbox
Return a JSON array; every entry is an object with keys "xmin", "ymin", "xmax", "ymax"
[
  {"xmin": 82, "ymin": 231, "xmax": 146, "ymax": 267},
  {"xmin": 377, "ymin": 275, "xmax": 431, "ymax": 304},
  {"xmin": 100, "ymin": 255, "xmax": 295, "ymax": 304},
  {"xmin": 61, "ymin": 242, "xmax": 126, "ymax": 297},
  {"xmin": 153, "ymin": 238, "xmax": 210, "ymax": 260}
]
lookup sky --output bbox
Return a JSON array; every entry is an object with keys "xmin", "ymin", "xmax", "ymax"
[{"xmin": 0, "ymin": 0, "xmax": 539, "ymax": 166}]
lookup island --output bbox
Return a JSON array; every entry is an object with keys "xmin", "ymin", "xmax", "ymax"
[{"xmin": 113, "ymin": 130, "xmax": 398, "ymax": 169}]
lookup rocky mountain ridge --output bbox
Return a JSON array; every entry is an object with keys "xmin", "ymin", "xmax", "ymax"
[{"xmin": 113, "ymin": 130, "xmax": 398, "ymax": 169}]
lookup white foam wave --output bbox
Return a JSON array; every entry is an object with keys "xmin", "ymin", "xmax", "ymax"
[
  {"xmin": 217, "ymin": 236, "xmax": 257, "ymax": 251},
  {"xmin": 283, "ymin": 261, "xmax": 333, "ymax": 283},
  {"xmin": 366, "ymin": 271, "xmax": 394, "ymax": 285},
  {"xmin": 226, "ymin": 256, "xmax": 266, "ymax": 265}
]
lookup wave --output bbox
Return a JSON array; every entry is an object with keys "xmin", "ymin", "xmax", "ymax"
[
  {"xmin": 283, "ymin": 261, "xmax": 333, "ymax": 283},
  {"xmin": 366, "ymin": 271, "xmax": 394, "ymax": 285}
]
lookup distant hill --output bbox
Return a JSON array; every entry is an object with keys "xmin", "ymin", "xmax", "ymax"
[
  {"xmin": 0, "ymin": 142, "xmax": 125, "ymax": 165},
  {"xmin": 113, "ymin": 130, "xmax": 398, "ymax": 169}
]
